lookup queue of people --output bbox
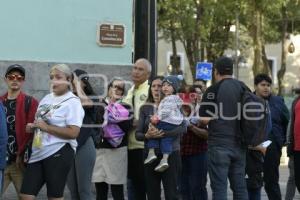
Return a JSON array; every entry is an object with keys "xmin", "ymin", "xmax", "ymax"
[{"xmin": 0, "ymin": 56, "xmax": 298, "ymax": 200}]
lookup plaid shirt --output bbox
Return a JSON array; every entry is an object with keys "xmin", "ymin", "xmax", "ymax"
[{"xmin": 180, "ymin": 127, "xmax": 208, "ymax": 156}]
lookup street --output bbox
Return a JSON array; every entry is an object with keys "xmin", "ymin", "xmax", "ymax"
[{"xmin": 2, "ymin": 165, "xmax": 300, "ymax": 200}]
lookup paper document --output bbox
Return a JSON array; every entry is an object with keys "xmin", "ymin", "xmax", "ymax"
[{"xmin": 258, "ymin": 140, "xmax": 272, "ymax": 148}]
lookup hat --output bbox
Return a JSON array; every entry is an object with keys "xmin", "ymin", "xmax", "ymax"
[
  {"xmin": 214, "ymin": 56, "xmax": 233, "ymax": 75},
  {"xmin": 162, "ymin": 75, "xmax": 180, "ymax": 93},
  {"xmin": 5, "ymin": 64, "xmax": 25, "ymax": 77},
  {"xmin": 74, "ymin": 69, "xmax": 89, "ymax": 81}
]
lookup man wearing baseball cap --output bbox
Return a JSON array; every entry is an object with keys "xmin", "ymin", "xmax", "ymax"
[{"xmin": 1, "ymin": 64, "xmax": 38, "ymax": 199}]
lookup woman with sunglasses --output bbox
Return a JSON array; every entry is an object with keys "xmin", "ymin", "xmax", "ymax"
[
  {"xmin": 92, "ymin": 77, "xmax": 133, "ymax": 200},
  {"xmin": 135, "ymin": 76, "xmax": 186, "ymax": 200},
  {"xmin": 66, "ymin": 69, "xmax": 97, "ymax": 200},
  {"xmin": 20, "ymin": 64, "xmax": 84, "ymax": 200}
]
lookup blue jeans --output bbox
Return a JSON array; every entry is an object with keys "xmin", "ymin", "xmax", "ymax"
[
  {"xmin": 208, "ymin": 145, "xmax": 248, "ymax": 200},
  {"xmin": 248, "ymin": 188, "xmax": 261, "ymax": 200},
  {"xmin": 147, "ymin": 121, "xmax": 176, "ymax": 154},
  {"xmin": 181, "ymin": 152, "xmax": 208, "ymax": 200}
]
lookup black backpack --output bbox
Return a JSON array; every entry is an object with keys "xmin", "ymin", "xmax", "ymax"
[
  {"xmin": 24, "ymin": 95, "xmax": 32, "ymax": 114},
  {"xmin": 238, "ymin": 83, "xmax": 269, "ymax": 147},
  {"xmin": 215, "ymin": 79, "xmax": 269, "ymax": 147},
  {"xmin": 23, "ymin": 95, "xmax": 33, "ymax": 164}
]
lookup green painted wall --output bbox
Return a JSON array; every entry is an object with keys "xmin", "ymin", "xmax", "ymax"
[{"xmin": 0, "ymin": 0, "xmax": 133, "ymax": 65}]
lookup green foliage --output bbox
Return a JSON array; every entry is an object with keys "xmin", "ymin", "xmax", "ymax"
[{"xmin": 157, "ymin": 0, "xmax": 300, "ymax": 80}]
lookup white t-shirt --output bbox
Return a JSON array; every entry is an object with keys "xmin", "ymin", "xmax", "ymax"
[{"xmin": 29, "ymin": 91, "xmax": 84, "ymax": 163}]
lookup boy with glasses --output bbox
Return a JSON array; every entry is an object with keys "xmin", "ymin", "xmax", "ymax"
[{"xmin": 0, "ymin": 64, "xmax": 38, "ymax": 199}]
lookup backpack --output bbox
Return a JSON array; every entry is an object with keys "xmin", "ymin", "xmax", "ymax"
[
  {"xmin": 238, "ymin": 83, "xmax": 269, "ymax": 147},
  {"xmin": 215, "ymin": 79, "xmax": 269, "ymax": 147},
  {"xmin": 25, "ymin": 95, "xmax": 32, "ymax": 114},
  {"xmin": 106, "ymin": 102, "xmax": 130, "ymax": 123},
  {"xmin": 103, "ymin": 102, "xmax": 129, "ymax": 147}
]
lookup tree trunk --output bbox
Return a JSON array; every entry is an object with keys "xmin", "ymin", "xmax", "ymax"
[
  {"xmin": 182, "ymin": 0, "xmax": 203, "ymax": 82},
  {"xmin": 252, "ymin": 5, "xmax": 264, "ymax": 77},
  {"xmin": 183, "ymin": 40, "xmax": 197, "ymax": 80},
  {"xmin": 200, "ymin": 42, "xmax": 205, "ymax": 61},
  {"xmin": 170, "ymin": 22, "xmax": 179, "ymax": 74},
  {"xmin": 277, "ymin": 5, "xmax": 288, "ymax": 96},
  {"xmin": 262, "ymin": 45, "xmax": 271, "ymax": 75}
]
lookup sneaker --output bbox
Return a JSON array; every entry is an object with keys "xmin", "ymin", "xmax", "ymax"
[
  {"xmin": 144, "ymin": 154, "xmax": 157, "ymax": 164},
  {"xmin": 154, "ymin": 162, "xmax": 169, "ymax": 172}
]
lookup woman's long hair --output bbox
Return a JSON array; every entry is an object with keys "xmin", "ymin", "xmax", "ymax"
[
  {"xmin": 73, "ymin": 69, "xmax": 96, "ymax": 96},
  {"xmin": 146, "ymin": 76, "xmax": 164, "ymax": 103},
  {"xmin": 82, "ymin": 79, "xmax": 96, "ymax": 96}
]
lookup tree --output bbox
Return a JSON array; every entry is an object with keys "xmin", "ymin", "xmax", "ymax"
[
  {"xmin": 278, "ymin": 3, "xmax": 289, "ymax": 96},
  {"xmin": 158, "ymin": 0, "xmax": 181, "ymax": 73},
  {"xmin": 158, "ymin": 0, "xmax": 237, "ymax": 81},
  {"xmin": 158, "ymin": 0, "xmax": 300, "ymax": 89},
  {"xmin": 243, "ymin": 0, "xmax": 283, "ymax": 77},
  {"xmin": 276, "ymin": 0, "xmax": 300, "ymax": 95}
]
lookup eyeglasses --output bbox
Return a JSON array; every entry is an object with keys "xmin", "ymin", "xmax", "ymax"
[
  {"xmin": 193, "ymin": 85, "xmax": 203, "ymax": 90},
  {"xmin": 112, "ymin": 84, "xmax": 124, "ymax": 91},
  {"xmin": 6, "ymin": 74, "xmax": 25, "ymax": 81},
  {"xmin": 189, "ymin": 93, "xmax": 198, "ymax": 99}
]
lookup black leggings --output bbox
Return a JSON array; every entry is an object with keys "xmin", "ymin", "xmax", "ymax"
[
  {"xmin": 95, "ymin": 182, "xmax": 124, "ymax": 200},
  {"xmin": 128, "ymin": 149, "xmax": 146, "ymax": 200},
  {"xmin": 21, "ymin": 144, "xmax": 74, "ymax": 198},
  {"xmin": 145, "ymin": 150, "xmax": 181, "ymax": 200}
]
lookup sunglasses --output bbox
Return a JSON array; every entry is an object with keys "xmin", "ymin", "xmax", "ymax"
[
  {"xmin": 112, "ymin": 84, "xmax": 124, "ymax": 91},
  {"xmin": 6, "ymin": 74, "xmax": 25, "ymax": 81}
]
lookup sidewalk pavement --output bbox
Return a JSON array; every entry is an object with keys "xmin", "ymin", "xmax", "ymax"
[{"xmin": 2, "ymin": 165, "xmax": 300, "ymax": 200}]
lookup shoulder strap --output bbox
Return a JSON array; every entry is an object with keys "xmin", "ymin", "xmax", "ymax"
[
  {"xmin": 57, "ymin": 96, "xmax": 77, "ymax": 106},
  {"xmin": 40, "ymin": 96, "xmax": 77, "ymax": 118},
  {"xmin": 238, "ymin": 81, "xmax": 252, "ymax": 93},
  {"xmin": 214, "ymin": 78, "xmax": 232, "ymax": 102},
  {"xmin": 24, "ymin": 95, "xmax": 33, "ymax": 114}
]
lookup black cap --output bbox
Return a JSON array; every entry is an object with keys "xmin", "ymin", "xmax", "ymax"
[
  {"xmin": 74, "ymin": 69, "xmax": 89, "ymax": 81},
  {"xmin": 214, "ymin": 56, "xmax": 233, "ymax": 75},
  {"xmin": 5, "ymin": 64, "xmax": 25, "ymax": 77}
]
